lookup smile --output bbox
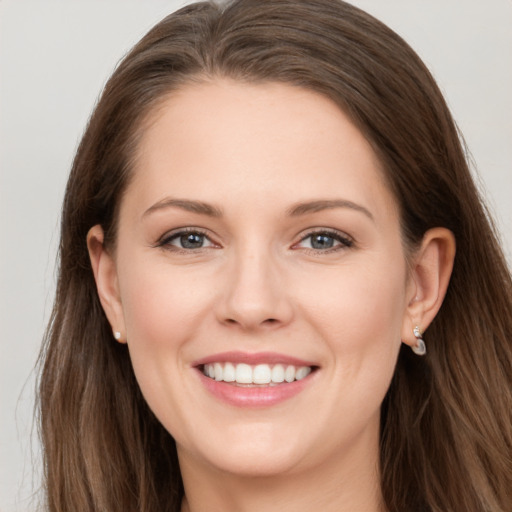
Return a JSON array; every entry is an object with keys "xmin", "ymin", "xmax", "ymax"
[
  {"xmin": 202, "ymin": 362, "xmax": 312, "ymax": 385},
  {"xmin": 194, "ymin": 352, "xmax": 318, "ymax": 408}
]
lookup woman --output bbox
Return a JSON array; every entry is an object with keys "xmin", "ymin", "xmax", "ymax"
[{"xmin": 38, "ymin": 0, "xmax": 512, "ymax": 511}]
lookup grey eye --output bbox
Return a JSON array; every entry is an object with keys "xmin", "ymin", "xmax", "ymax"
[
  {"xmin": 296, "ymin": 231, "xmax": 353, "ymax": 251},
  {"xmin": 309, "ymin": 233, "xmax": 336, "ymax": 249},
  {"xmin": 165, "ymin": 231, "xmax": 214, "ymax": 250},
  {"xmin": 180, "ymin": 233, "xmax": 206, "ymax": 249}
]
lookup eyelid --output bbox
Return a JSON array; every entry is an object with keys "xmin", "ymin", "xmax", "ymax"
[
  {"xmin": 292, "ymin": 228, "xmax": 354, "ymax": 251},
  {"xmin": 153, "ymin": 226, "xmax": 353, "ymax": 253},
  {"xmin": 155, "ymin": 227, "xmax": 219, "ymax": 250}
]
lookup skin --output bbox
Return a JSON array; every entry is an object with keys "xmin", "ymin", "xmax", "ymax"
[{"xmin": 88, "ymin": 79, "xmax": 455, "ymax": 512}]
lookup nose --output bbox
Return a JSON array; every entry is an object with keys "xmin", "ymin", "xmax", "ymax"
[{"xmin": 215, "ymin": 248, "xmax": 294, "ymax": 331}]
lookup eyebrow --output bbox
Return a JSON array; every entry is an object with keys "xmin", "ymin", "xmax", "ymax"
[
  {"xmin": 287, "ymin": 199, "xmax": 374, "ymax": 221},
  {"xmin": 142, "ymin": 198, "xmax": 223, "ymax": 218},
  {"xmin": 142, "ymin": 197, "xmax": 373, "ymax": 221}
]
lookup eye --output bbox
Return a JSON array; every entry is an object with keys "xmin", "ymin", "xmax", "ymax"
[
  {"xmin": 295, "ymin": 230, "xmax": 353, "ymax": 251},
  {"xmin": 159, "ymin": 229, "xmax": 215, "ymax": 250}
]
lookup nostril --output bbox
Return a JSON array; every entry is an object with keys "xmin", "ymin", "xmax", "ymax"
[{"xmin": 223, "ymin": 317, "xmax": 278, "ymax": 327}]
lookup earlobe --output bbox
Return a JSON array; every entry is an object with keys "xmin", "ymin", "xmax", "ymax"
[
  {"xmin": 87, "ymin": 225, "xmax": 127, "ymax": 343},
  {"xmin": 401, "ymin": 227, "xmax": 456, "ymax": 350}
]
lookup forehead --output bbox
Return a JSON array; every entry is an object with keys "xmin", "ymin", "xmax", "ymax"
[{"xmin": 126, "ymin": 78, "xmax": 397, "ymax": 221}]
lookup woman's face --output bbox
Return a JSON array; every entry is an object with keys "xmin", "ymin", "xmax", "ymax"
[{"xmin": 101, "ymin": 79, "xmax": 416, "ymax": 478}]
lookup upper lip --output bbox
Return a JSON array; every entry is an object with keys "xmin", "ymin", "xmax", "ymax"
[{"xmin": 191, "ymin": 351, "xmax": 318, "ymax": 368}]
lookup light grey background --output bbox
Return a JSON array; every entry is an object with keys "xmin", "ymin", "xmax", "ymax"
[{"xmin": 1, "ymin": 1, "xmax": 510, "ymax": 511}]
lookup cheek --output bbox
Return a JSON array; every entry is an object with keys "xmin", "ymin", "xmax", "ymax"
[
  {"xmin": 114, "ymin": 258, "xmax": 218, "ymax": 437},
  {"xmin": 299, "ymin": 255, "xmax": 407, "ymax": 391},
  {"xmin": 116, "ymin": 256, "xmax": 215, "ymax": 363},
  {"xmin": 347, "ymin": 276, "xmax": 406, "ymax": 410},
  {"xmin": 303, "ymin": 260, "xmax": 406, "ymax": 340}
]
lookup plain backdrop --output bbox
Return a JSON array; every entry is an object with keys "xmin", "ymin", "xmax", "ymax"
[{"xmin": 1, "ymin": 1, "xmax": 511, "ymax": 510}]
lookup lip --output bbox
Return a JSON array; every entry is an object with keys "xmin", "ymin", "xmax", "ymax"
[
  {"xmin": 191, "ymin": 351, "xmax": 317, "ymax": 367},
  {"xmin": 192, "ymin": 351, "xmax": 319, "ymax": 408}
]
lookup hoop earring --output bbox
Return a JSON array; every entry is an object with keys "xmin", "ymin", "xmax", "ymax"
[{"xmin": 412, "ymin": 326, "xmax": 426, "ymax": 356}]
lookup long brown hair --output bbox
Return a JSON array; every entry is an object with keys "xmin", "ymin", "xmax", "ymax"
[{"xmin": 38, "ymin": 1, "xmax": 512, "ymax": 511}]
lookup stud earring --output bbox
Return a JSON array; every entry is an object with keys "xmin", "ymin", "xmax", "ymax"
[
  {"xmin": 113, "ymin": 331, "xmax": 122, "ymax": 341},
  {"xmin": 412, "ymin": 326, "xmax": 426, "ymax": 356}
]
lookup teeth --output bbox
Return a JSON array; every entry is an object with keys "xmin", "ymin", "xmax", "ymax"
[
  {"xmin": 214, "ymin": 363, "xmax": 223, "ymax": 381},
  {"xmin": 253, "ymin": 364, "xmax": 271, "ymax": 384},
  {"xmin": 296, "ymin": 366, "xmax": 311, "ymax": 380},
  {"xmin": 223, "ymin": 362, "xmax": 235, "ymax": 382},
  {"xmin": 285, "ymin": 365, "xmax": 295, "ymax": 383},
  {"xmin": 203, "ymin": 362, "xmax": 312, "ymax": 385},
  {"xmin": 236, "ymin": 363, "xmax": 253, "ymax": 384},
  {"xmin": 271, "ymin": 364, "xmax": 285, "ymax": 383}
]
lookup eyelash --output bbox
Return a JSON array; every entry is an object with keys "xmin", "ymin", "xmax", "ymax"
[
  {"xmin": 156, "ymin": 228, "xmax": 354, "ymax": 254},
  {"xmin": 294, "ymin": 229, "xmax": 354, "ymax": 254},
  {"xmin": 156, "ymin": 228, "xmax": 216, "ymax": 253}
]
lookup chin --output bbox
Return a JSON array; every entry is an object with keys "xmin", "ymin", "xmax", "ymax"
[
  {"xmin": 178, "ymin": 425, "xmax": 311, "ymax": 478},
  {"xmin": 205, "ymin": 449, "xmax": 304, "ymax": 478}
]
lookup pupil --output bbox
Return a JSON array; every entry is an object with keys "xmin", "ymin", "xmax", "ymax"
[
  {"xmin": 181, "ymin": 233, "xmax": 203, "ymax": 249},
  {"xmin": 312, "ymin": 234, "xmax": 334, "ymax": 249}
]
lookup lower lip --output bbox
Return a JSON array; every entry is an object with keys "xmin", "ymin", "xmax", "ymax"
[{"xmin": 197, "ymin": 370, "xmax": 315, "ymax": 408}]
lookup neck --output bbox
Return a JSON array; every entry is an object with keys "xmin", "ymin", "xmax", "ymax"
[{"xmin": 178, "ymin": 432, "xmax": 386, "ymax": 512}]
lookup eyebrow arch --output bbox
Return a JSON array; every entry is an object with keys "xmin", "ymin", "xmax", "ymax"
[
  {"xmin": 142, "ymin": 198, "xmax": 223, "ymax": 218},
  {"xmin": 287, "ymin": 199, "xmax": 374, "ymax": 221}
]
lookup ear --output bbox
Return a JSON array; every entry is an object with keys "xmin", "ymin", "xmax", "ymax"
[
  {"xmin": 401, "ymin": 227, "xmax": 456, "ymax": 349},
  {"xmin": 87, "ymin": 225, "xmax": 127, "ymax": 343}
]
